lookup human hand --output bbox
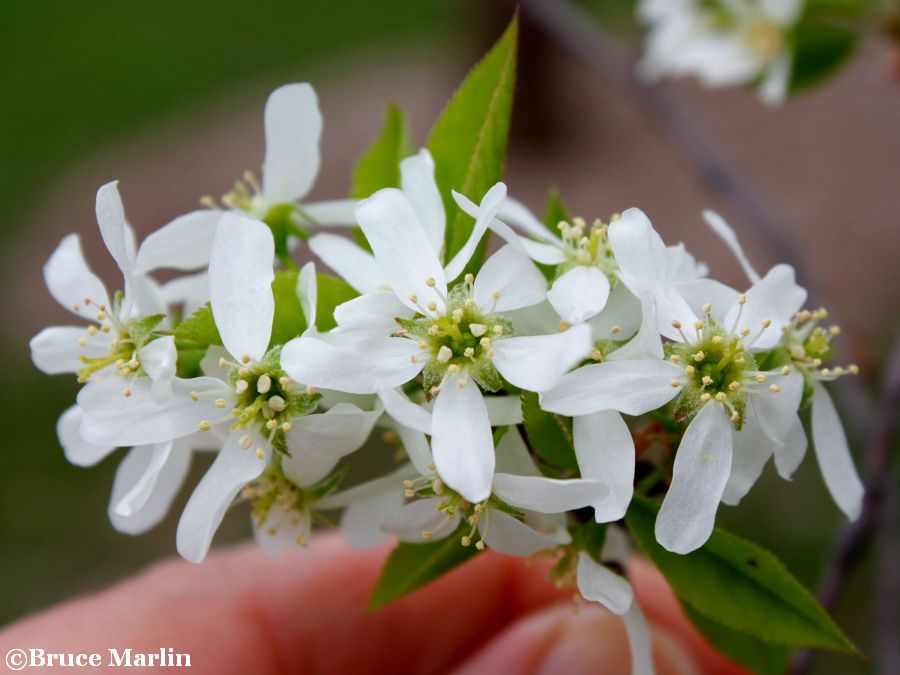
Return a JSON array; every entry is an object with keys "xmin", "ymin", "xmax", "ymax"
[{"xmin": 0, "ymin": 533, "xmax": 747, "ymax": 674}]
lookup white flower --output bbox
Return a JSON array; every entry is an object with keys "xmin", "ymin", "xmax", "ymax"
[
  {"xmin": 281, "ymin": 183, "xmax": 592, "ymax": 502},
  {"xmin": 133, "ymin": 83, "xmax": 358, "ymax": 276},
  {"xmin": 638, "ymin": 0, "xmax": 803, "ymax": 104},
  {"xmin": 543, "ymin": 266, "xmax": 807, "ymax": 553}
]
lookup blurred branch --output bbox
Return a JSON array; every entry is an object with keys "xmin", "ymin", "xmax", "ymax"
[{"xmin": 792, "ymin": 336, "xmax": 900, "ymax": 675}]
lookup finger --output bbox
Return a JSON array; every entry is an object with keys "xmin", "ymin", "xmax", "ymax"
[{"xmin": 0, "ymin": 532, "xmax": 571, "ymax": 674}]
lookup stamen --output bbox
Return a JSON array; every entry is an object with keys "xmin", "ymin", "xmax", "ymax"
[
  {"xmin": 437, "ymin": 346, "xmax": 453, "ymax": 363},
  {"xmin": 257, "ymin": 374, "xmax": 272, "ymax": 394}
]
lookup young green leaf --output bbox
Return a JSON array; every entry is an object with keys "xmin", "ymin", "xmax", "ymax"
[
  {"xmin": 369, "ymin": 522, "xmax": 480, "ymax": 610},
  {"xmin": 428, "ymin": 13, "xmax": 518, "ymax": 272},
  {"xmin": 520, "ymin": 391, "xmax": 579, "ymax": 472},
  {"xmin": 681, "ymin": 603, "xmax": 791, "ymax": 675},
  {"xmin": 789, "ymin": 21, "xmax": 857, "ymax": 94},
  {"xmin": 542, "ymin": 189, "xmax": 570, "ymax": 239},
  {"xmin": 625, "ymin": 495, "xmax": 858, "ymax": 654},
  {"xmin": 270, "ymin": 269, "xmax": 307, "ymax": 347},
  {"xmin": 315, "ymin": 273, "xmax": 358, "ymax": 332},
  {"xmin": 173, "ymin": 303, "xmax": 222, "ymax": 347}
]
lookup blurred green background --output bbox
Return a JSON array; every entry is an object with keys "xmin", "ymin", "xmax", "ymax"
[{"xmin": 1, "ymin": 2, "xmax": 896, "ymax": 674}]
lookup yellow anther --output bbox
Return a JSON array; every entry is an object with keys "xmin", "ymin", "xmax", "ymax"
[
  {"xmin": 728, "ymin": 381, "xmax": 742, "ymax": 391},
  {"xmin": 199, "ymin": 421, "xmax": 212, "ymax": 432},
  {"xmin": 755, "ymin": 374, "xmax": 767, "ymax": 383},
  {"xmin": 241, "ymin": 354, "xmax": 251, "ymax": 364},
  {"xmin": 711, "ymin": 335, "xmax": 724, "ymax": 345},
  {"xmin": 239, "ymin": 434, "xmax": 253, "ymax": 449},
  {"xmin": 235, "ymin": 380, "xmax": 249, "ymax": 395},
  {"xmin": 492, "ymin": 290, "xmax": 501, "ymax": 300},
  {"xmin": 611, "ymin": 325, "xmax": 621, "ymax": 335},
  {"xmin": 238, "ymin": 367, "xmax": 250, "ymax": 378},
  {"xmin": 425, "ymin": 277, "xmax": 437, "ymax": 287},
  {"xmin": 464, "ymin": 273, "xmax": 475, "ymax": 285},
  {"xmin": 421, "ymin": 531, "xmax": 433, "ymax": 540},
  {"xmin": 669, "ymin": 354, "xmax": 681, "ymax": 363},
  {"xmin": 670, "ymin": 379, "xmax": 681, "ymax": 388},
  {"xmin": 418, "ymin": 340, "xmax": 428, "ymax": 350},
  {"xmin": 685, "ymin": 365, "xmax": 696, "ymax": 376},
  {"xmin": 475, "ymin": 541, "xmax": 486, "ymax": 551},
  {"xmin": 592, "ymin": 350, "xmax": 603, "ymax": 361},
  {"xmin": 461, "ymin": 536, "xmax": 471, "ymax": 547},
  {"xmin": 780, "ymin": 366, "xmax": 791, "ymax": 376},
  {"xmin": 715, "ymin": 392, "xmax": 727, "ymax": 402},
  {"xmin": 190, "ymin": 391, "xmax": 200, "ymax": 401},
  {"xmin": 762, "ymin": 319, "xmax": 772, "ymax": 328},
  {"xmin": 693, "ymin": 351, "xmax": 706, "ymax": 362},
  {"xmin": 427, "ymin": 301, "xmax": 437, "ymax": 311},
  {"xmin": 829, "ymin": 325, "xmax": 842, "ymax": 336},
  {"xmin": 672, "ymin": 320, "xmax": 682, "ymax": 330},
  {"xmin": 769, "ymin": 384, "xmax": 781, "ymax": 393},
  {"xmin": 702, "ymin": 303, "xmax": 712, "ymax": 314},
  {"xmin": 215, "ymin": 398, "xmax": 227, "ymax": 408},
  {"xmin": 255, "ymin": 448, "xmax": 265, "ymax": 460},
  {"xmin": 447, "ymin": 364, "xmax": 460, "ymax": 374},
  {"xmin": 281, "ymin": 422, "xmax": 293, "ymax": 433},
  {"xmin": 123, "ymin": 388, "xmax": 132, "ymax": 398},
  {"xmin": 700, "ymin": 393, "xmax": 712, "ymax": 402},
  {"xmin": 738, "ymin": 294, "xmax": 747, "ymax": 305},
  {"xmin": 437, "ymin": 345, "xmax": 453, "ymax": 363},
  {"xmin": 463, "ymin": 347, "xmax": 475, "ymax": 358},
  {"xmin": 693, "ymin": 321, "xmax": 705, "ymax": 331},
  {"xmin": 848, "ymin": 364, "xmax": 859, "ymax": 375}
]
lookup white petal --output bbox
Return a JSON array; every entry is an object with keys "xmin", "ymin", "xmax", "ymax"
[
  {"xmin": 57, "ymin": 405, "xmax": 115, "ymax": 466},
  {"xmin": 355, "ymin": 188, "xmax": 447, "ymax": 314},
  {"xmin": 811, "ymin": 382, "xmax": 863, "ymax": 520},
  {"xmin": 319, "ymin": 464, "xmax": 416, "ymax": 509},
  {"xmin": 480, "ymin": 509, "xmax": 560, "ymax": 557},
  {"xmin": 78, "ymin": 376, "xmax": 226, "ymax": 446},
  {"xmin": 749, "ymin": 371, "xmax": 803, "ymax": 444},
  {"xmin": 483, "ymin": 395, "xmax": 523, "ymax": 427},
  {"xmin": 44, "ymin": 234, "xmax": 110, "ymax": 321},
  {"xmin": 623, "ymin": 601, "xmax": 656, "ymax": 675},
  {"xmin": 177, "ymin": 431, "xmax": 266, "ymax": 562},
  {"xmin": 297, "ymin": 261, "xmax": 317, "ymax": 335},
  {"xmin": 656, "ymin": 404, "xmax": 733, "ymax": 554},
  {"xmin": 280, "ymin": 335, "xmax": 423, "ymax": 394},
  {"xmin": 723, "ymin": 265, "xmax": 807, "ymax": 349},
  {"xmin": 377, "ymin": 384, "xmax": 432, "ymax": 434},
  {"xmin": 135, "ymin": 210, "xmax": 220, "ymax": 273},
  {"xmin": 541, "ymin": 360, "xmax": 683, "ymax": 417},
  {"xmin": 262, "ymin": 83, "xmax": 321, "ymax": 203},
  {"xmin": 494, "ymin": 427, "xmax": 540, "ymax": 476},
  {"xmin": 444, "ymin": 183, "xmax": 507, "ymax": 281},
  {"xmin": 339, "ymin": 478, "xmax": 410, "ymax": 548},
  {"xmin": 209, "ymin": 213, "xmax": 275, "ymax": 362},
  {"xmin": 573, "ymin": 411, "xmax": 635, "ymax": 521},
  {"xmin": 280, "ymin": 446, "xmax": 340, "ymax": 487},
  {"xmin": 606, "ymin": 293, "xmax": 663, "ymax": 362},
  {"xmin": 284, "ymin": 402, "xmax": 381, "ymax": 462},
  {"xmin": 253, "ymin": 504, "xmax": 311, "ymax": 556},
  {"xmin": 675, "ymin": 278, "xmax": 739, "ymax": 322},
  {"xmin": 474, "ymin": 245, "xmax": 547, "ymax": 314},
  {"xmin": 129, "ymin": 273, "xmax": 167, "ymax": 318},
  {"xmin": 395, "ymin": 425, "xmax": 435, "ymax": 476},
  {"xmin": 308, "ymin": 233, "xmax": 383, "ymax": 294},
  {"xmin": 431, "ymin": 372, "xmax": 493, "ymax": 502},
  {"xmin": 30, "ymin": 326, "xmax": 108, "ymax": 375},
  {"xmin": 587, "ymin": 282, "xmax": 643, "ymax": 342},
  {"xmin": 702, "ymin": 210, "xmax": 760, "ymax": 283},
  {"xmin": 109, "ymin": 441, "xmax": 191, "ymax": 535},
  {"xmin": 302, "ymin": 198, "xmax": 358, "ymax": 226},
  {"xmin": 493, "ymin": 474, "xmax": 608, "ymax": 513},
  {"xmin": 547, "ymin": 266, "xmax": 611, "ymax": 325},
  {"xmin": 95, "ymin": 181, "xmax": 136, "ymax": 281},
  {"xmin": 496, "ymin": 197, "xmax": 561, "ymax": 242},
  {"xmin": 382, "ymin": 499, "xmax": 460, "ymax": 542},
  {"xmin": 667, "ymin": 242, "xmax": 708, "ymax": 282},
  {"xmin": 491, "ymin": 324, "xmax": 593, "ymax": 393},
  {"xmin": 400, "ymin": 149, "xmax": 445, "ymax": 254},
  {"xmin": 139, "ymin": 336, "xmax": 177, "ymax": 403},
  {"xmin": 773, "ymin": 415, "xmax": 807, "ymax": 480},
  {"xmin": 159, "ymin": 271, "xmax": 209, "ymax": 316},
  {"xmin": 721, "ymin": 410, "xmax": 775, "ymax": 506},
  {"xmin": 333, "ymin": 291, "xmax": 411, "ymax": 337},
  {"xmin": 576, "ymin": 552, "xmax": 634, "ymax": 615}
]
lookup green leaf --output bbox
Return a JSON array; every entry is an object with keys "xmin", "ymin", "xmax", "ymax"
[
  {"xmin": 315, "ymin": 273, "xmax": 358, "ymax": 332},
  {"xmin": 428, "ymin": 13, "xmax": 518, "ymax": 272},
  {"xmin": 129, "ymin": 313, "xmax": 165, "ymax": 346},
  {"xmin": 351, "ymin": 103, "xmax": 415, "ymax": 250},
  {"xmin": 625, "ymin": 495, "xmax": 858, "ymax": 654},
  {"xmin": 789, "ymin": 20, "xmax": 857, "ymax": 94},
  {"xmin": 174, "ymin": 303, "xmax": 222, "ymax": 347},
  {"xmin": 520, "ymin": 391, "xmax": 579, "ymax": 472},
  {"xmin": 369, "ymin": 522, "xmax": 479, "ymax": 610},
  {"xmin": 681, "ymin": 603, "xmax": 791, "ymax": 675},
  {"xmin": 270, "ymin": 269, "xmax": 307, "ymax": 347}
]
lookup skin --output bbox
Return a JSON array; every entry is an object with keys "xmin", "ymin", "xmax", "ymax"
[{"xmin": 0, "ymin": 534, "xmax": 748, "ymax": 674}]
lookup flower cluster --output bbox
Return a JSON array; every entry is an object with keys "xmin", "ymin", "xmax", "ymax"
[{"xmin": 31, "ymin": 82, "xmax": 863, "ymax": 672}]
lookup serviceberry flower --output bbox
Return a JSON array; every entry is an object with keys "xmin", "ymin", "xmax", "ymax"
[{"xmin": 638, "ymin": 0, "xmax": 803, "ymax": 104}]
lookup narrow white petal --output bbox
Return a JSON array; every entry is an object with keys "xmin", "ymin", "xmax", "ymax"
[
  {"xmin": 57, "ymin": 405, "xmax": 115, "ymax": 467},
  {"xmin": 608, "ymin": 207, "xmax": 670, "ymax": 294},
  {"xmin": 159, "ymin": 271, "xmax": 209, "ymax": 316},
  {"xmin": 319, "ymin": 464, "xmax": 416, "ymax": 509},
  {"xmin": 483, "ymin": 395, "xmax": 523, "ymax": 427},
  {"xmin": 302, "ymin": 198, "xmax": 358, "ymax": 226},
  {"xmin": 702, "ymin": 210, "xmax": 760, "ymax": 283},
  {"xmin": 308, "ymin": 233, "xmax": 383, "ymax": 294},
  {"xmin": 284, "ymin": 402, "xmax": 381, "ymax": 462},
  {"xmin": 773, "ymin": 415, "xmax": 807, "ymax": 480},
  {"xmin": 177, "ymin": 432, "xmax": 266, "ymax": 563},
  {"xmin": 749, "ymin": 371, "xmax": 803, "ymax": 444},
  {"xmin": 355, "ymin": 188, "xmax": 446, "ymax": 314},
  {"xmin": 493, "ymin": 474, "xmax": 608, "ymax": 513},
  {"xmin": 280, "ymin": 446, "xmax": 340, "ymax": 488},
  {"xmin": 479, "ymin": 509, "xmax": 560, "ymax": 557},
  {"xmin": 721, "ymin": 411, "xmax": 775, "ymax": 506},
  {"xmin": 382, "ymin": 499, "xmax": 460, "ymax": 542},
  {"xmin": 139, "ymin": 336, "xmax": 177, "ymax": 403},
  {"xmin": 656, "ymin": 404, "xmax": 733, "ymax": 554},
  {"xmin": 44, "ymin": 234, "xmax": 110, "ymax": 321},
  {"xmin": 377, "ymin": 384, "xmax": 432, "ymax": 434},
  {"xmin": 474, "ymin": 245, "xmax": 547, "ymax": 313},
  {"xmin": 339, "ymin": 474, "xmax": 411, "ymax": 549},
  {"xmin": 95, "ymin": 181, "xmax": 136, "ymax": 280},
  {"xmin": 135, "ymin": 210, "xmax": 220, "ymax": 273},
  {"xmin": 444, "ymin": 183, "xmax": 507, "ymax": 281},
  {"xmin": 675, "ymin": 278, "xmax": 739, "ymax": 322},
  {"xmin": 297, "ymin": 261, "xmax": 317, "ymax": 335},
  {"xmin": 491, "ymin": 324, "xmax": 593, "ymax": 393},
  {"xmin": 496, "ymin": 196, "xmax": 558, "ymax": 241},
  {"xmin": 723, "ymin": 265, "xmax": 807, "ymax": 349},
  {"xmin": 78, "ymin": 376, "xmax": 226, "ymax": 446},
  {"xmin": 574, "ymin": 411, "xmax": 635, "ymax": 521},
  {"xmin": 209, "ymin": 213, "xmax": 275, "ymax": 362},
  {"xmin": 395, "ymin": 425, "xmax": 435, "ymax": 476},
  {"xmin": 547, "ymin": 266, "xmax": 611, "ymax": 325},
  {"xmin": 541, "ymin": 360, "xmax": 683, "ymax": 417},
  {"xmin": 30, "ymin": 326, "xmax": 108, "ymax": 375},
  {"xmin": 109, "ymin": 441, "xmax": 191, "ymax": 535},
  {"xmin": 262, "ymin": 83, "xmax": 321, "ymax": 203},
  {"xmin": 623, "ymin": 601, "xmax": 656, "ymax": 675},
  {"xmin": 667, "ymin": 242, "xmax": 708, "ymax": 282},
  {"xmin": 811, "ymin": 382, "xmax": 864, "ymax": 520},
  {"xmin": 494, "ymin": 428, "xmax": 540, "ymax": 476},
  {"xmin": 576, "ymin": 552, "xmax": 634, "ymax": 615},
  {"xmin": 333, "ymin": 291, "xmax": 411, "ymax": 337},
  {"xmin": 587, "ymin": 282, "xmax": 643, "ymax": 342},
  {"xmin": 280, "ymin": 335, "xmax": 423, "ymax": 394},
  {"xmin": 400, "ymin": 149, "xmax": 445, "ymax": 254},
  {"xmin": 431, "ymin": 372, "xmax": 493, "ymax": 503},
  {"xmin": 606, "ymin": 293, "xmax": 663, "ymax": 362}
]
